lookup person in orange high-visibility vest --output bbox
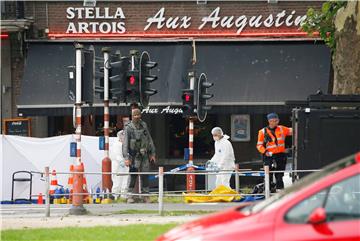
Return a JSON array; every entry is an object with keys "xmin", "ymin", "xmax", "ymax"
[{"xmin": 257, "ymin": 113, "xmax": 292, "ymax": 190}]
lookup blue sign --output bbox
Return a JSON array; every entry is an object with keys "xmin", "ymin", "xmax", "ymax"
[
  {"xmin": 184, "ymin": 148, "xmax": 189, "ymax": 161},
  {"xmin": 99, "ymin": 136, "xmax": 105, "ymax": 150},
  {"xmin": 70, "ymin": 142, "xmax": 77, "ymax": 157}
]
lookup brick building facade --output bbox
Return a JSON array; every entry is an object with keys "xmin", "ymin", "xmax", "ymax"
[{"xmin": 30, "ymin": 1, "xmax": 321, "ymax": 37}]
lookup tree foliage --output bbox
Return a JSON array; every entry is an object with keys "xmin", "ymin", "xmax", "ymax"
[{"xmin": 302, "ymin": 1, "xmax": 347, "ymax": 51}]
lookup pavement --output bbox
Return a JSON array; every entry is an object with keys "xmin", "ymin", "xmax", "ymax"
[{"xmin": 0, "ymin": 203, "xmax": 240, "ymax": 230}]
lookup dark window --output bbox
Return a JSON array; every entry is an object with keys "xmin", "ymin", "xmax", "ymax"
[
  {"xmin": 95, "ymin": 115, "xmax": 120, "ymax": 136},
  {"xmin": 167, "ymin": 115, "xmax": 216, "ymax": 159},
  {"xmin": 285, "ymin": 174, "xmax": 360, "ymax": 224},
  {"xmin": 285, "ymin": 189, "xmax": 328, "ymax": 223},
  {"xmin": 324, "ymin": 175, "xmax": 360, "ymax": 221}
]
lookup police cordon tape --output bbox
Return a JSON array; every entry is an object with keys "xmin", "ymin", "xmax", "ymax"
[{"xmin": 32, "ymin": 169, "xmax": 320, "ymax": 176}]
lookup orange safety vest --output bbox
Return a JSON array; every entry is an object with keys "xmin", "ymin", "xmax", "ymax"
[{"xmin": 257, "ymin": 125, "xmax": 291, "ymax": 155}]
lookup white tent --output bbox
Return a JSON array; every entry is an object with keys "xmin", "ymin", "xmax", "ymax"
[{"xmin": 1, "ymin": 134, "xmax": 116, "ymax": 201}]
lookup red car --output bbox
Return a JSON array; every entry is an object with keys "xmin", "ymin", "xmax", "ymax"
[{"xmin": 157, "ymin": 153, "xmax": 360, "ymax": 241}]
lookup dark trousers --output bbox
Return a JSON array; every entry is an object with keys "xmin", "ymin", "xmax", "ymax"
[
  {"xmin": 129, "ymin": 166, "xmax": 149, "ymax": 194},
  {"xmin": 263, "ymin": 153, "xmax": 287, "ymax": 189}
]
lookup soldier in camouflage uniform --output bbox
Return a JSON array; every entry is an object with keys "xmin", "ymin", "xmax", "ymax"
[{"xmin": 123, "ymin": 108, "xmax": 156, "ymax": 203}]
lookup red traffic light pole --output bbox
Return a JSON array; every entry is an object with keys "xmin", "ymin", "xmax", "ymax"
[
  {"xmin": 70, "ymin": 43, "xmax": 86, "ymax": 215},
  {"xmin": 101, "ymin": 47, "xmax": 112, "ymax": 193},
  {"xmin": 186, "ymin": 71, "xmax": 196, "ymax": 192}
]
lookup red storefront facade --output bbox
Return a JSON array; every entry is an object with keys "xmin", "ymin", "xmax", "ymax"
[{"xmin": 31, "ymin": 1, "xmax": 322, "ymax": 40}]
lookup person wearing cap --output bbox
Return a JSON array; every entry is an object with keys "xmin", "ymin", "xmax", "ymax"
[
  {"xmin": 110, "ymin": 130, "xmax": 129, "ymax": 199},
  {"xmin": 209, "ymin": 127, "xmax": 236, "ymax": 188},
  {"xmin": 123, "ymin": 108, "xmax": 156, "ymax": 203},
  {"xmin": 256, "ymin": 113, "xmax": 292, "ymax": 190}
]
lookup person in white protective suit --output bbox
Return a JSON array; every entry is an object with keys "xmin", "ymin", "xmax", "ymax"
[
  {"xmin": 110, "ymin": 130, "xmax": 130, "ymax": 199},
  {"xmin": 209, "ymin": 127, "xmax": 236, "ymax": 188}
]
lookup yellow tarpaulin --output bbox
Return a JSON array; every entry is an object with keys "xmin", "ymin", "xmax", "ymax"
[{"xmin": 183, "ymin": 185, "xmax": 241, "ymax": 203}]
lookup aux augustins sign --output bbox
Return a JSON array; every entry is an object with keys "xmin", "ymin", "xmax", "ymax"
[
  {"xmin": 65, "ymin": 7, "xmax": 307, "ymax": 35},
  {"xmin": 141, "ymin": 106, "xmax": 183, "ymax": 115}
]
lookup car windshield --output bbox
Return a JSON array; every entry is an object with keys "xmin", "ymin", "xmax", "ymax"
[{"xmin": 241, "ymin": 154, "xmax": 357, "ymax": 214}]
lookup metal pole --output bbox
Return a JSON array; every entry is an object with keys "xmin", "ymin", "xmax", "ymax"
[
  {"xmin": 186, "ymin": 71, "xmax": 196, "ymax": 192},
  {"xmin": 101, "ymin": 47, "xmax": 112, "ymax": 192},
  {"xmin": 189, "ymin": 71, "xmax": 195, "ymax": 166},
  {"xmin": 75, "ymin": 44, "xmax": 82, "ymax": 166},
  {"xmin": 138, "ymin": 174, "xmax": 142, "ymax": 200},
  {"xmin": 70, "ymin": 44, "xmax": 86, "ymax": 215},
  {"xmin": 158, "ymin": 167, "xmax": 164, "ymax": 216},
  {"xmin": 45, "ymin": 167, "xmax": 50, "ymax": 217},
  {"xmin": 189, "ymin": 119, "xmax": 194, "ymax": 166},
  {"xmin": 264, "ymin": 165, "xmax": 270, "ymax": 199},
  {"xmin": 103, "ymin": 49, "xmax": 110, "ymax": 158},
  {"xmin": 235, "ymin": 163, "xmax": 240, "ymax": 193},
  {"xmin": 0, "ymin": 52, "xmax": 2, "ymax": 134}
]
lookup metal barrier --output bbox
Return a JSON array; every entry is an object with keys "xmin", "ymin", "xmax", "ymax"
[{"xmin": 27, "ymin": 166, "xmax": 321, "ymax": 217}]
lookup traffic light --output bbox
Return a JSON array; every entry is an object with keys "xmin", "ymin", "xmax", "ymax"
[
  {"xmin": 197, "ymin": 73, "xmax": 213, "ymax": 122},
  {"xmin": 67, "ymin": 45, "xmax": 95, "ymax": 104},
  {"xmin": 139, "ymin": 51, "xmax": 158, "ymax": 108},
  {"xmin": 68, "ymin": 65, "xmax": 76, "ymax": 101},
  {"xmin": 82, "ymin": 46, "xmax": 95, "ymax": 104},
  {"xmin": 93, "ymin": 48, "xmax": 158, "ymax": 107},
  {"xmin": 125, "ymin": 49, "xmax": 140, "ymax": 103},
  {"xmin": 182, "ymin": 89, "xmax": 195, "ymax": 118},
  {"xmin": 94, "ymin": 56, "xmax": 108, "ymax": 100},
  {"xmin": 109, "ymin": 52, "xmax": 128, "ymax": 103},
  {"xmin": 95, "ymin": 49, "xmax": 128, "ymax": 103},
  {"xmin": 125, "ymin": 70, "xmax": 140, "ymax": 103}
]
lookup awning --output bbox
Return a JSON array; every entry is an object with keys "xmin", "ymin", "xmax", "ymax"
[
  {"xmin": 18, "ymin": 41, "xmax": 330, "ymax": 116},
  {"xmin": 196, "ymin": 41, "xmax": 331, "ymax": 104},
  {"xmin": 17, "ymin": 104, "xmax": 292, "ymax": 117},
  {"xmin": 19, "ymin": 41, "xmax": 191, "ymax": 106}
]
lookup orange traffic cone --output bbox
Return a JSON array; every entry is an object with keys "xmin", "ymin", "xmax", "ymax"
[
  {"xmin": 69, "ymin": 189, "xmax": 73, "ymax": 204},
  {"xmin": 83, "ymin": 176, "xmax": 89, "ymax": 203},
  {"xmin": 68, "ymin": 165, "xmax": 74, "ymax": 199},
  {"xmin": 49, "ymin": 169, "xmax": 58, "ymax": 196},
  {"xmin": 37, "ymin": 193, "xmax": 44, "ymax": 204},
  {"xmin": 79, "ymin": 163, "xmax": 89, "ymax": 203}
]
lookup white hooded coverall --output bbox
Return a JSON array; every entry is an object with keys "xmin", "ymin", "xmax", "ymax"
[
  {"xmin": 110, "ymin": 138, "xmax": 129, "ymax": 198},
  {"xmin": 210, "ymin": 134, "xmax": 235, "ymax": 188}
]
